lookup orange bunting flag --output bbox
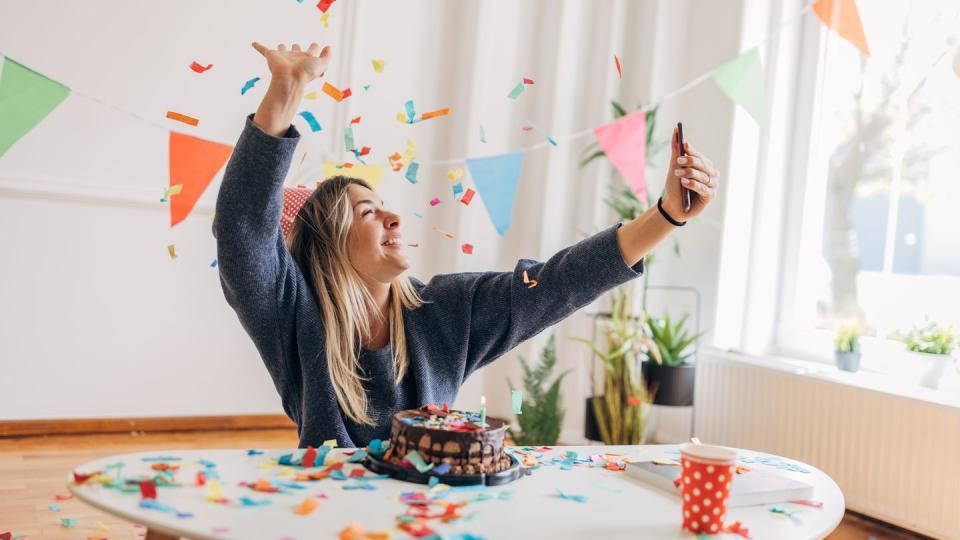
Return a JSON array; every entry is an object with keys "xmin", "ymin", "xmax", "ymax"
[
  {"xmin": 169, "ymin": 132, "xmax": 234, "ymax": 227},
  {"xmin": 812, "ymin": 0, "xmax": 870, "ymax": 57},
  {"xmin": 322, "ymin": 81, "xmax": 352, "ymax": 102}
]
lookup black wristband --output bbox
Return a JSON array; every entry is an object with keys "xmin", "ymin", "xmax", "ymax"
[{"xmin": 657, "ymin": 197, "xmax": 687, "ymax": 226}]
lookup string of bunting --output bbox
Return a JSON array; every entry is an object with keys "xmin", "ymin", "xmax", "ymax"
[{"xmin": 0, "ymin": 0, "xmax": 872, "ymax": 242}]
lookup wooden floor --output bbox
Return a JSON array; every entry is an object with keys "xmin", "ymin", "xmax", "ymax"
[{"xmin": 0, "ymin": 429, "xmax": 926, "ymax": 539}]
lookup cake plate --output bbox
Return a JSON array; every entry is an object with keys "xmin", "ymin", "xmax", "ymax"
[{"xmin": 362, "ymin": 452, "xmax": 525, "ymax": 486}]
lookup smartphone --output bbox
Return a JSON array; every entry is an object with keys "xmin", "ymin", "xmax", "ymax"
[{"xmin": 678, "ymin": 121, "xmax": 692, "ymax": 213}]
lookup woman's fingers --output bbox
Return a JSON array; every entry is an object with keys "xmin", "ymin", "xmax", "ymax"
[
  {"xmin": 675, "ymin": 167, "xmax": 712, "ymax": 187},
  {"xmin": 319, "ymin": 45, "xmax": 331, "ymax": 58},
  {"xmin": 277, "ymin": 43, "xmax": 288, "ymax": 52},
  {"xmin": 680, "ymin": 176, "xmax": 715, "ymax": 199},
  {"xmin": 306, "ymin": 42, "xmax": 321, "ymax": 56},
  {"xmin": 291, "ymin": 43, "xmax": 302, "ymax": 52},
  {"xmin": 251, "ymin": 41, "xmax": 269, "ymax": 56},
  {"xmin": 684, "ymin": 143, "xmax": 718, "ymax": 177}
]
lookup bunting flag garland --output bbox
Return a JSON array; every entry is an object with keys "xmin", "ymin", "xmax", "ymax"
[
  {"xmin": 0, "ymin": 57, "xmax": 70, "ymax": 158},
  {"xmin": 168, "ymin": 132, "xmax": 234, "ymax": 227},
  {"xmin": 812, "ymin": 0, "xmax": 870, "ymax": 57},
  {"xmin": 712, "ymin": 47, "xmax": 769, "ymax": 128},
  {"xmin": 592, "ymin": 111, "xmax": 648, "ymax": 204},
  {"xmin": 466, "ymin": 152, "xmax": 523, "ymax": 236}
]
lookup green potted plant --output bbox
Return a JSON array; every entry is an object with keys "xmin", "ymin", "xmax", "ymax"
[
  {"xmin": 642, "ymin": 312, "xmax": 703, "ymax": 406},
  {"xmin": 834, "ymin": 324, "xmax": 862, "ymax": 372},
  {"xmin": 507, "ymin": 334, "xmax": 570, "ymax": 446},
  {"xmin": 892, "ymin": 320, "xmax": 958, "ymax": 390},
  {"xmin": 572, "ymin": 287, "xmax": 652, "ymax": 444}
]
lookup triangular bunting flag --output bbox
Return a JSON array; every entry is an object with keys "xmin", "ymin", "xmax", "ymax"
[
  {"xmin": 321, "ymin": 162, "xmax": 384, "ymax": 191},
  {"xmin": 593, "ymin": 111, "xmax": 648, "ymax": 205},
  {"xmin": 812, "ymin": 0, "xmax": 870, "ymax": 57},
  {"xmin": 466, "ymin": 152, "xmax": 523, "ymax": 236},
  {"xmin": 712, "ymin": 47, "xmax": 769, "ymax": 128},
  {"xmin": 0, "ymin": 57, "xmax": 70, "ymax": 158},
  {"xmin": 169, "ymin": 131, "xmax": 234, "ymax": 227}
]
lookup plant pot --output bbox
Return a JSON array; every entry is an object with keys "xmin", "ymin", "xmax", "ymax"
[
  {"xmin": 834, "ymin": 351, "xmax": 861, "ymax": 372},
  {"xmin": 584, "ymin": 396, "xmax": 602, "ymax": 441},
  {"xmin": 642, "ymin": 361, "xmax": 695, "ymax": 406},
  {"xmin": 910, "ymin": 351, "xmax": 950, "ymax": 390}
]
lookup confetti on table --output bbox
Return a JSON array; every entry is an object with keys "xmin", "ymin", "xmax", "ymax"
[
  {"xmin": 323, "ymin": 439, "xmax": 338, "ymax": 448},
  {"xmin": 371, "ymin": 59, "xmax": 385, "ymax": 73},
  {"xmin": 461, "ymin": 243, "xmax": 474, "ymax": 255},
  {"xmin": 512, "ymin": 389, "xmax": 523, "ymax": 414},
  {"xmin": 60, "ymin": 518, "xmax": 78, "ymax": 528},
  {"xmin": 614, "ymin": 54, "xmax": 622, "ymax": 79},
  {"xmin": 304, "ymin": 91, "xmax": 320, "ymax": 100},
  {"xmin": 316, "ymin": 0, "xmax": 335, "ymax": 12},
  {"xmin": 523, "ymin": 270, "xmax": 538, "ymax": 288},
  {"xmin": 555, "ymin": 489, "xmax": 588, "ymax": 503},
  {"xmin": 405, "ymin": 162, "xmax": 420, "ymax": 184},
  {"xmin": 298, "ymin": 111, "xmax": 322, "ymax": 132},
  {"xmin": 241, "ymin": 76, "xmax": 261, "ymax": 95},
  {"xmin": 190, "ymin": 61, "xmax": 213, "ymax": 73},
  {"xmin": 167, "ymin": 244, "xmax": 177, "ymax": 260},
  {"xmin": 294, "ymin": 497, "xmax": 320, "ymax": 515},
  {"xmin": 139, "ymin": 480, "xmax": 157, "ymax": 500},
  {"xmin": 206, "ymin": 479, "xmax": 225, "ymax": 502},
  {"xmin": 789, "ymin": 499, "xmax": 823, "ymax": 508},
  {"xmin": 165, "ymin": 111, "xmax": 198, "ymax": 126},
  {"xmin": 429, "ymin": 197, "xmax": 441, "ymax": 206},
  {"xmin": 339, "ymin": 523, "xmax": 391, "ymax": 540},
  {"xmin": 460, "ymin": 188, "xmax": 475, "ymax": 206},
  {"xmin": 322, "ymin": 81, "xmax": 352, "ymax": 102}
]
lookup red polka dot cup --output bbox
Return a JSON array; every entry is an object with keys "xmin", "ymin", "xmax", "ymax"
[{"xmin": 679, "ymin": 443, "xmax": 736, "ymax": 535}]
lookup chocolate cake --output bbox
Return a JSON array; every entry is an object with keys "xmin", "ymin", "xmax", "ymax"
[{"xmin": 381, "ymin": 404, "xmax": 513, "ymax": 475}]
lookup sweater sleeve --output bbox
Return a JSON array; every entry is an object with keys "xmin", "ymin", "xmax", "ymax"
[
  {"xmin": 212, "ymin": 114, "xmax": 305, "ymax": 392},
  {"xmin": 422, "ymin": 223, "xmax": 644, "ymax": 377}
]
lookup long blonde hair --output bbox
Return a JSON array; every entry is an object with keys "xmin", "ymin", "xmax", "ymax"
[{"xmin": 287, "ymin": 176, "xmax": 425, "ymax": 425}]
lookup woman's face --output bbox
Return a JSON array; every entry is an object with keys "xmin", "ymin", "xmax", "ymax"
[{"xmin": 346, "ymin": 184, "xmax": 410, "ymax": 283}]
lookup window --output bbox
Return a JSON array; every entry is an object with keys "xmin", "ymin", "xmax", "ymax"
[{"xmin": 779, "ymin": 1, "xmax": 960, "ymax": 356}]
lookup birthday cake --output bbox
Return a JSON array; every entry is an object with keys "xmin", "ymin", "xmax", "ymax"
[{"xmin": 381, "ymin": 404, "xmax": 512, "ymax": 475}]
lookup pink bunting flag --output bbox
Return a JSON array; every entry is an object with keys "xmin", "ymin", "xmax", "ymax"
[{"xmin": 592, "ymin": 111, "xmax": 648, "ymax": 205}]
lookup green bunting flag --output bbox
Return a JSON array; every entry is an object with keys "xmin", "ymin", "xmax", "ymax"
[
  {"xmin": 0, "ymin": 57, "xmax": 71, "ymax": 158},
  {"xmin": 711, "ymin": 47, "xmax": 768, "ymax": 128}
]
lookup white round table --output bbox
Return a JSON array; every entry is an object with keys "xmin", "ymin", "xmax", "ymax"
[{"xmin": 67, "ymin": 444, "xmax": 844, "ymax": 539}]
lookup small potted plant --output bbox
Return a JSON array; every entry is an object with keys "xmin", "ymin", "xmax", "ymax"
[
  {"xmin": 641, "ymin": 312, "xmax": 703, "ymax": 406},
  {"xmin": 506, "ymin": 334, "xmax": 570, "ymax": 446},
  {"xmin": 893, "ymin": 320, "xmax": 958, "ymax": 390},
  {"xmin": 834, "ymin": 324, "xmax": 862, "ymax": 372}
]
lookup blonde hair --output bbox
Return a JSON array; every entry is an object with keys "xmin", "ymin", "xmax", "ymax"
[{"xmin": 287, "ymin": 176, "xmax": 425, "ymax": 425}]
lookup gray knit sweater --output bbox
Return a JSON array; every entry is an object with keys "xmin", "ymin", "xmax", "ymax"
[{"xmin": 213, "ymin": 115, "xmax": 645, "ymax": 448}]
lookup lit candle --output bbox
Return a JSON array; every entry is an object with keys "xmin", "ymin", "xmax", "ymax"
[{"xmin": 479, "ymin": 395, "xmax": 487, "ymax": 427}]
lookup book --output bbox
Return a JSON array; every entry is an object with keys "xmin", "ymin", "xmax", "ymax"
[{"xmin": 625, "ymin": 460, "xmax": 814, "ymax": 507}]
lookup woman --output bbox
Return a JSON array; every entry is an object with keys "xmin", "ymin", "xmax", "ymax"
[{"xmin": 214, "ymin": 42, "xmax": 719, "ymax": 449}]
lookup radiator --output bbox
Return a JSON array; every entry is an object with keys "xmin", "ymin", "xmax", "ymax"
[{"xmin": 694, "ymin": 351, "xmax": 960, "ymax": 539}]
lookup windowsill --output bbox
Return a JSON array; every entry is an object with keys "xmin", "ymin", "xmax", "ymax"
[{"xmin": 702, "ymin": 347, "xmax": 960, "ymax": 410}]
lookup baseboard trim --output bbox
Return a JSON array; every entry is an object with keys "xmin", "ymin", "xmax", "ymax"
[{"xmin": 0, "ymin": 415, "xmax": 296, "ymax": 438}]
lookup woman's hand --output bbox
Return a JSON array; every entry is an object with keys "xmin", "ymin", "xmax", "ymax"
[
  {"xmin": 251, "ymin": 42, "xmax": 331, "ymax": 137},
  {"xmin": 660, "ymin": 126, "xmax": 720, "ymax": 222},
  {"xmin": 252, "ymin": 41, "xmax": 331, "ymax": 86}
]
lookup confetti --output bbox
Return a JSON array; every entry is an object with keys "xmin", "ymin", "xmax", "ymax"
[
  {"xmin": 322, "ymin": 81, "xmax": 352, "ymax": 102},
  {"xmin": 555, "ymin": 489, "xmax": 588, "ymax": 503},
  {"xmin": 524, "ymin": 121, "xmax": 557, "ymax": 146},
  {"xmin": 296, "ymin": 111, "xmax": 322, "ymax": 132},
  {"xmin": 319, "ymin": 11, "xmax": 331, "ymax": 28},
  {"xmin": 323, "ymin": 439, "xmax": 338, "ymax": 448},
  {"xmin": 522, "ymin": 270, "xmax": 538, "ymax": 288},
  {"xmin": 371, "ymin": 59, "xmax": 385, "ymax": 73},
  {"xmin": 421, "ymin": 108, "xmax": 450, "ymax": 120},
  {"xmin": 460, "ymin": 188, "xmax": 475, "ymax": 206},
  {"xmin": 461, "ymin": 243, "xmax": 473, "ymax": 255},
  {"xmin": 304, "ymin": 91, "xmax": 320, "ymax": 100},
  {"xmin": 339, "ymin": 523, "xmax": 391, "ymax": 540},
  {"xmin": 60, "ymin": 518, "xmax": 78, "ymax": 528},
  {"xmin": 294, "ymin": 497, "xmax": 320, "ymax": 515},
  {"xmin": 241, "ymin": 76, "xmax": 261, "ymax": 95},
  {"xmin": 507, "ymin": 81, "xmax": 525, "ymax": 99},
  {"xmin": 139, "ymin": 480, "xmax": 157, "ymax": 500},
  {"xmin": 165, "ymin": 111, "xmax": 198, "ymax": 126},
  {"xmin": 404, "ymin": 450, "xmax": 434, "ymax": 473},
  {"xmin": 210, "ymin": 259, "xmax": 218, "ymax": 267},
  {"xmin": 512, "ymin": 389, "xmax": 523, "ymax": 414},
  {"xmin": 54, "ymin": 493, "xmax": 72, "ymax": 501},
  {"xmin": 405, "ymin": 162, "xmax": 420, "ymax": 184},
  {"xmin": 614, "ymin": 54, "xmax": 622, "ymax": 79},
  {"xmin": 452, "ymin": 182, "xmax": 464, "ymax": 200},
  {"xmin": 447, "ymin": 168, "xmax": 464, "ymax": 181},
  {"xmin": 167, "ymin": 244, "xmax": 177, "ymax": 260},
  {"xmin": 190, "ymin": 61, "xmax": 213, "ymax": 73},
  {"xmin": 429, "ymin": 197, "xmax": 441, "ymax": 207},
  {"xmin": 48, "ymin": 503, "xmax": 60, "ymax": 512},
  {"xmin": 316, "ymin": 0, "xmax": 335, "ymax": 12},
  {"xmin": 480, "ymin": 125, "xmax": 487, "ymax": 143},
  {"xmin": 433, "ymin": 227, "xmax": 455, "ymax": 240}
]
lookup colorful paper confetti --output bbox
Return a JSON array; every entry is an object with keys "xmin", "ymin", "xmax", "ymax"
[
  {"xmin": 165, "ymin": 111, "xmax": 198, "ymax": 126},
  {"xmin": 241, "ymin": 76, "xmax": 261, "ymax": 95},
  {"xmin": 190, "ymin": 61, "xmax": 213, "ymax": 73}
]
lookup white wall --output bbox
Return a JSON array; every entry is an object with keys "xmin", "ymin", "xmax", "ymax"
[{"xmin": 0, "ymin": 0, "xmax": 745, "ymax": 428}]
